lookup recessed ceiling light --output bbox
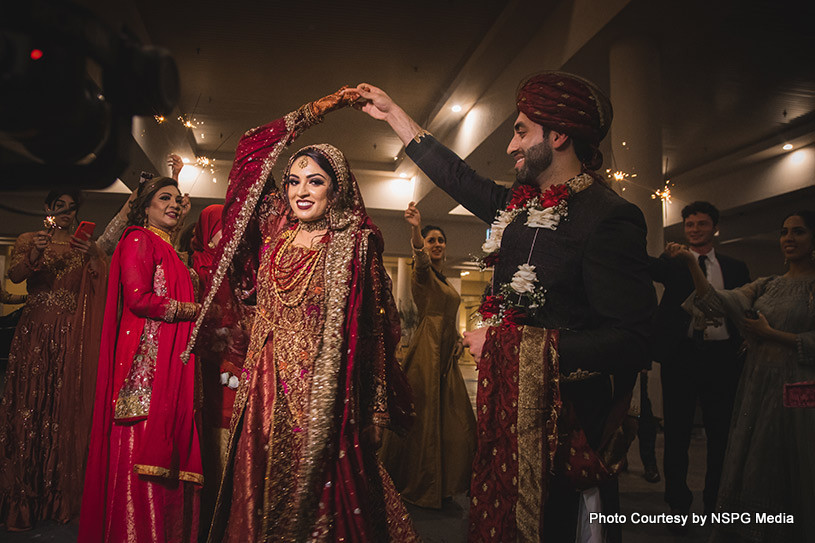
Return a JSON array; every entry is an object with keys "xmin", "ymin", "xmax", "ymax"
[
  {"xmin": 182, "ymin": 157, "xmax": 190, "ymax": 163},
  {"xmin": 783, "ymin": 143, "xmax": 793, "ymax": 151},
  {"xmin": 399, "ymin": 173, "xmax": 407, "ymax": 178},
  {"xmin": 212, "ymin": 178, "xmax": 217, "ymax": 183},
  {"xmin": 452, "ymin": 105, "xmax": 462, "ymax": 113}
]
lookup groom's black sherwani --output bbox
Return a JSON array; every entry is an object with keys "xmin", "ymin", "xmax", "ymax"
[{"xmin": 406, "ymin": 134, "xmax": 656, "ymax": 543}]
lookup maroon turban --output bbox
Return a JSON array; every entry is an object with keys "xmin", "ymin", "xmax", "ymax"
[{"xmin": 516, "ymin": 71, "xmax": 612, "ymax": 170}]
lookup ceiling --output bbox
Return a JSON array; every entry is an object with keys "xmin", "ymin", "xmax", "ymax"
[
  {"xmin": 134, "ymin": 0, "xmax": 815, "ymax": 203},
  {"xmin": 1, "ymin": 0, "xmax": 813, "ymax": 267}
]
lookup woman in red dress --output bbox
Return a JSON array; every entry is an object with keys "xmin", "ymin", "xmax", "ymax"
[
  {"xmin": 79, "ymin": 177, "xmax": 202, "ymax": 543},
  {"xmin": 0, "ymin": 191, "xmax": 106, "ymax": 531},
  {"xmin": 192, "ymin": 89, "xmax": 418, "ymax": 542}
]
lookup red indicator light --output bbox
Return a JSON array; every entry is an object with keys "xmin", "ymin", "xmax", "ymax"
[{"xmin": 30, "ymin": 49, "xmax": 44, "ymax": 60}]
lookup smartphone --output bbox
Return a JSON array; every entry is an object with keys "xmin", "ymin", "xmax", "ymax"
[{"xmin": 74, "ymin": 221, "xmax": 96, "ymax": 242}]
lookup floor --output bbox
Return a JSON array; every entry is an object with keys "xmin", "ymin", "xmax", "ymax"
[
  {"xmin": 403, "ymin": 364, "xmax": 713, "ymax": 543},
  {"xmin": 2, "ymin": 364, "xmax": 714, "ymax": 542}
]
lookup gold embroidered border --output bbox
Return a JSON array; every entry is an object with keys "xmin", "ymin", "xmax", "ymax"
[
  {"xmin": 113, "ymin": 394, "xmax": 149, "ymax": 421},
  {"xmin": 291, "ymin": 224, "xmax": 358, "ymax": 541},
  {"xmin": 163, "ymin": 298, "xmax": 179, "ymax": 322},
  {"xmin": 115, "ymin": 317, "xmax": 160, "ymax": 420},
  {"xmin": 203, "ymin": 112, "xmax": 309, "ymax": 541},
  {"xmin": 133, "ymin": 463, "xmax": 204, "ymax": 485},
  {"xmin": 516, "ymin": 325, "xmax": 547, "ymax": 542},
  {"xmin": 260, "ymin": 331, "xmax": 280, "ymax": 537},
  {"xmin": 515, "ymin": 327, "xmax": 561, "ymax": 542},
  {"xmin": 181, "ymin": 114, "xmax": 296, "ymax": 363}
]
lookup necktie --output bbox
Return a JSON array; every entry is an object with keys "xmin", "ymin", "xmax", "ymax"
[
  {"xmin": 693, "ymin": 254, "xmax": 709, "ymax": 343},
  {"xmin": 698, "ymin": 254, "xmax": 708, "ymax": 277}
]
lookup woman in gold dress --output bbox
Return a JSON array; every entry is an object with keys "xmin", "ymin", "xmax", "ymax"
[
  {"xmin": 198, "ymin": 90, "xmax": 417, "ymax": 542},
  {"xmin": 0, "ymin": 191, "xmax": 106, "ymax": 530},
  {"xmin": 380, "ymin": 202, "xmax": 477, "ymax": 508}
]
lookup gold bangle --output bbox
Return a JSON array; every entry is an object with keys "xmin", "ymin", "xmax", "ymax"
[
  {"xmin": 299, "ymin": 102, "xmax": 323, "ymax": 128},
  {"xmin": 304, "ymin": 102, "xmax": 324, "ymax": 125},
  {"xmin": 285, "ymin": 103, "xmax": 324, "ymax": 139},
  {"xmin": 412, "ymin": 129, "xmax": 432, "ymax": 144},
  {"xmin": 175, "ymin": 301, "xmax": 200, "ymax": 322}
]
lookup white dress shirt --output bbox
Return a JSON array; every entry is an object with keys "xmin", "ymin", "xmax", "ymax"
[{"xmin": 688, "ymin": 248, "xmax": 730, "ymax": 340}]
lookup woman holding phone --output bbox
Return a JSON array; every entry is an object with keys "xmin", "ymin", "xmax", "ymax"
[
  {"xmin": 0, "ymin": 191, "xmax": 107, "ymax": 531},
  {"xmin": 667, "ymin": 210, "xmax": 815, "ymax": 542}
]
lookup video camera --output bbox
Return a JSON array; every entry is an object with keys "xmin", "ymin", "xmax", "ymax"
[{"xmin": 0, "ymin": 0, "xmax": 179, "ymax": 189}]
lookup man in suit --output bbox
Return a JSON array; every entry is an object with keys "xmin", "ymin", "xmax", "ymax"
[
  {"xmin": 651, "ymin": 201, "xmax": 750, "ymax": 524},
  {"xmin": 355, "ymin": 74, "xmax": 656, "ymax": 543}
]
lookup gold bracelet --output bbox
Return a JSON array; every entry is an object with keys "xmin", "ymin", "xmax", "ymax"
[
  {"xmin": 175, "ymin": 301, "xmax": 200, "ymax": 322},
  {"xmin": 285, "ymin": 103, "xmax": 324, "ymax": 138},
  {"xmin": 299, "ymin": 103, "xmax": 323, "ymax": 128},
  {"xmin": 412, "ymin": 129, "xmax": 432, "ymax": 144}
]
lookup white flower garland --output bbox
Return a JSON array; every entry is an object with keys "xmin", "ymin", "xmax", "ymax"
[
  {"xmin": 481, "ymin": 173, "xmax": 593, "ymax": 260},
  {"xmin": 478, "ymin": 173, "xmax": 594, "ymax": 324}
]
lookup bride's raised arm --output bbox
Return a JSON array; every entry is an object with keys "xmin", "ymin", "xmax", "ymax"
[{"xmin": 183, "ymin": 87, "xmax": 358, "ymax": 359}]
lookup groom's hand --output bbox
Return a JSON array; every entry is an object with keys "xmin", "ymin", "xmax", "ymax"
[
  {"xmin": 463, "ymin": 327, "xmax": 488, "ymax": 363},
  {"xmin": 352, "ymin": 83, "xmax": 424, "ymax": 146},
  {"xmin": 353, "ymin": 83, "xmax": 395, "ymax": 121}
]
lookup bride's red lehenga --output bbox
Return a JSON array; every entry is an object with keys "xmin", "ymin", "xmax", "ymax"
[{"xmin": 200, "ymin": 103, "xmax": 419, "ymax": 542}]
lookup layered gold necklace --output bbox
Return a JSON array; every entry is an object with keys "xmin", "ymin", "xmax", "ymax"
[{"xmin": 271, "ymin": 226, "xmax": 326, "ymax": 307}]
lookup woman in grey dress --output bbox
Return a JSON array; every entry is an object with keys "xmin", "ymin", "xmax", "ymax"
[{"xmin": 666, "ymin": 210, "xmax": 815, "ymax": 542}]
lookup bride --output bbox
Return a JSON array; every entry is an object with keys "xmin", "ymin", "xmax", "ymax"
[{"xmin": 196, "ymin": 88, "xmax": 419, "ymax": 542}]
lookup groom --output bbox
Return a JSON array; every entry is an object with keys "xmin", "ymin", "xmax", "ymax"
[{"xmin": 355, "ymin": 74, "xmax": 655, "ymax": 542}]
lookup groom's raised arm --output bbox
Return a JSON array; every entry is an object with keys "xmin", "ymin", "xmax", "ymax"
[{"xmin": 355, "ymin": 83, "xmax": 509, "ymax": 223}]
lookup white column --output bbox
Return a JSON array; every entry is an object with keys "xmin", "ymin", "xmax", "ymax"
[
  {"xmin": 609, "ymin": 36, "xmax": 665, "ymax": 257},
  {"xmin": 395, "ymin": 257, "xmax": 413, "ymax": 313},
  {"xmin": 609, "ymin": 37, "xmax": 664, "ymax": 418}
]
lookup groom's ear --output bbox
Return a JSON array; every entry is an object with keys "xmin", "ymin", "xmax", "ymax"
[{"xmin": 549, "ymin": 130, "xmax": 571, "ymax": 151}]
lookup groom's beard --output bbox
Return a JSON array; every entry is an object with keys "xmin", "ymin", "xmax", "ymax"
[{"xmin": 515, "ymin": 140, "xmax": 553, "ymax": 186}]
